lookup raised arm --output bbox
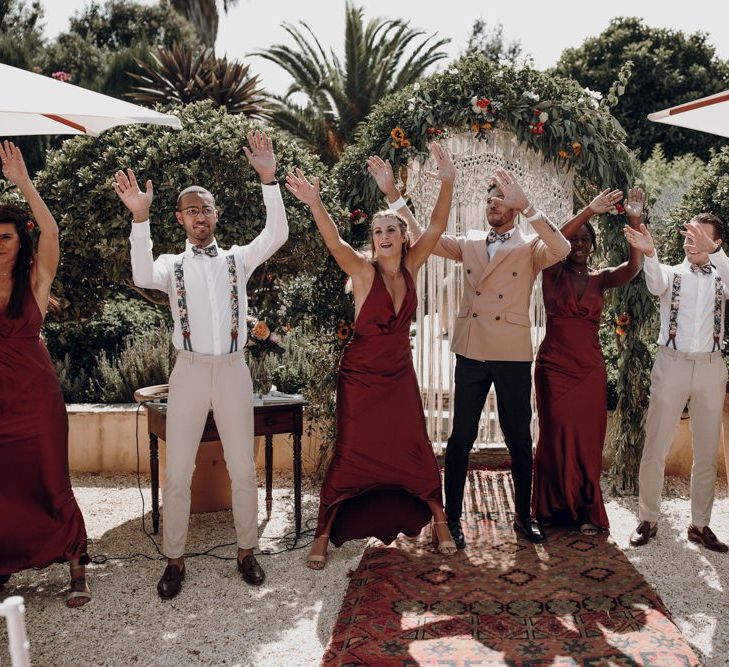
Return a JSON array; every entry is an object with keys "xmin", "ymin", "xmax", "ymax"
[
  {"xmin": 285, "ymin": 169, "xmax": 369, "ymax": 277},
  {"xmin": 366, "ymin": 151, "xmax": 463, "ymax": 261},
  {"xmin": 624, "ymin": 221, "xmax": 670, "ymax": 296},
  {"xmin": 238, "ymin": 131, "xmax": 289, "ymax": 273},
  {"xmin": 559, "ymin": 188, "xmax": 623, "ymax": 240},
  {"xmin": 601, "ymin": 188, "xmax": 645, "ymax": 288},
  {"xmin": 0, "ymin": 141, "xmax": 59, "ymax": 302},
  {"xmin": 113, "ymin": 168, "xmax": 169, "ymax": 290}
]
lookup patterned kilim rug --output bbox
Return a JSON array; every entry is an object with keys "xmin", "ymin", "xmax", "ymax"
[{"xmin": 322, "ymin": 470, "xmax": 698, "ymax": 666}]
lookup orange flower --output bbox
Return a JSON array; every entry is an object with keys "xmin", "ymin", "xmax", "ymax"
[
  {"xmin": 615, "ymin": 326, "xmax": 627, "ymax": 337},
  {"xmin": 571, "ymin": 141, "xmax": 582, "ymax": 155},
  {"xmin": 390, "ymin": 127, "xmax": 406, "ymax": 141},
  {"xmin": 400, "ymin": 139, "xmax": 411, "ymax": 148},
  {"xmin": 482, "ymin": 122, "xmax": 492, "ymax": 130},
  {"xmin": 471, "ymin": 122, "xmax": 481, "ymax": 132},
  {"xmin": 336, "ymin": 321, "xmax": 352, "ymax": 341},
  {"xmin": 615, "ymin": 312, "xmax": 631, "ymax": 326},
  {"xmin": 558, "ymin": 150, "xmax": 570, "ymax": 159},
  {"xmin": 251, "ymin": 321, "xmax": 270, "ymax": 341}
]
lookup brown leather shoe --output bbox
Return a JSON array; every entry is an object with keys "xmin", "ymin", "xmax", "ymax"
[
  {"xmin": 688, "ymin": 525, "xmax": 728, "ymax": 553},
  {"xmin": 629, "ymin": 521, "xmax": 657, "ymax": 547},
  {"xmin": 238, "ymin": 554, "xmax": 266, "ymax": 586},
  {"xmin": 157, "ymin": 564, "xmax": 185, "ymax": 599}
]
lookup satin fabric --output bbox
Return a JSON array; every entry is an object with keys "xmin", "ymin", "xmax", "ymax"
[
  {"xmin": 0, "ymin": 287, "xmax": 89, "ymax": 574},
  {"xmin": 532, "ymin": 264, "xmax": 610, "ymax": 529},
  {"xmin": 316, "ymin": 266, "xmax": 442, "ymax": 546}
]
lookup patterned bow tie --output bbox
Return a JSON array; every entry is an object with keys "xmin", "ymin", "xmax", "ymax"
[
  {"xmin": 690, "ymin": 263, "xmax": 712, "ymax": 275},
  {"xmin": 192, "ymin": 244, "xmax": 218, "ymax": 258},
  {"xmin": 487, "ymin": 229, "xmax": 511, "ymax": 245}
]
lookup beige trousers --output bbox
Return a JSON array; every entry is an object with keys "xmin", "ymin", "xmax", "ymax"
[
  {"xmin": 163, "ymin": 350, "xmax": 257, "ymax": 558},
  {"xmin": 638, "ymin": 347, "xmax": 727, "ymax": 527}
]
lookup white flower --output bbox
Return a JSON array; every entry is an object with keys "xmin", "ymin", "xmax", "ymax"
[
  {"xmin": 498, "ymin": 58, "xmax": 511, "ymax": 68},
  {"xmin": 538, "ymin": 111, "xmax": 548, "ymax": 123},
  {"xmin": 523, "ymin": 91, "xmax": 540, "ymax": 102},
  {"xmin": 413, "ymin": 82, "xmax": 421, "ymax": 91},
  {"xmin": 490, "ymin": 100, "xmax": 502, "ymax": 110},
  {"xmin": 577, "ymin": 96, "xmax": 585, "ymax": 105},
  {"xmin": 448, "ymin": 68, "xmax": 458, "ymax": 75},
  {"xmin": 585, "ymin": 87, "xmax": 603, "ymax": 101}
]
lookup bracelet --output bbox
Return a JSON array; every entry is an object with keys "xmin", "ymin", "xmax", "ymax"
[
  {"xmin": 262, "ymin": 179, "xmax": 279, "ymax": 186},
  {"xmin": 388, "ymin": 196, "xmax": 407, "ymax": 210}
]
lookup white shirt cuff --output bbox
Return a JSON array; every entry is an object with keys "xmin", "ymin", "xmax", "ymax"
[
  {"xmin": 130, "ymin": 220, "xmax": 151, "ymax": 238},
  {"xmin": 524, "ymin": 210, "xmax": 545, "ymax": 224}
]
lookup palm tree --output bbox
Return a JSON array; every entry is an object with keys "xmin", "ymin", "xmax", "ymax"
[
  {"xmin": 170, "ymin": 0, "xmax": 238, "ymax": 47},
  {"xmin": 253, "ymin": 3, "xmax": 449, "ymax": 165}
]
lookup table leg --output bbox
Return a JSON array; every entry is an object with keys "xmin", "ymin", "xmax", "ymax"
[
  {"xmin": 150, "ymin": 433, "xmax": 160, "ymax": 534},
  {"xmin": 293, "ymin": 433, "xmax": 302, "ymax": 539},
  {"xmin": 265, "ymin": 434, "xmax": 273, "ymax": 516}
]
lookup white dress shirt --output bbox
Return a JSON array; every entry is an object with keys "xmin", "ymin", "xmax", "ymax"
[
  {"xmin": 643, "ymin": 250, "xmax": 729, "ymax": 353},
  {"xmin": 129, "ymin": 184, "xmax": 288, "ymax": 355}
]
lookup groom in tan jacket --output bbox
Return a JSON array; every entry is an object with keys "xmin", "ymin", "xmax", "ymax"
[{"xmin": 394, "ymin": 168, "xmax": 570, "ymax": 546}]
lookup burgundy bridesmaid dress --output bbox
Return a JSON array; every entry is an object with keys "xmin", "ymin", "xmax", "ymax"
[
  {"xmin": 315, "ymin": 265, "xmax": 443, "ymax": 547},
  {"xmin": 0, "ymin": 286, "xmax": 89, "ymax": 574},
  {"xmin": 532, "ymin": 264, "xmax": 610, "ymax": 529}
]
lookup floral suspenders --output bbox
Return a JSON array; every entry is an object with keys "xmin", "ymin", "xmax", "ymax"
[
  {"xmin": 173, "ymin": 255, "xmax": 240, "ymax": 353},
  {"xmin": 665, "ymin": 273, "xmax": 723, "ymax": 351}
]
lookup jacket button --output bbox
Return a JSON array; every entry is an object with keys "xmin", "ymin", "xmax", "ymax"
[
  {"xmin": 512, "ymin": 272, "xmax": 517, "ymax": 277},
  {"xmin": 498, "ymin": 294, "xmax": 503, "ymax": 299},
  {"xmin": 475, "ymin": 291, "xmax": 481, "ymax": 296},
  {"xmin": 472, "ymin": 313, "xmax": 478, "ymax": 318},
  {"xmin": 495, "ymin": 316, "xmax": 501, "ymax": 320}
]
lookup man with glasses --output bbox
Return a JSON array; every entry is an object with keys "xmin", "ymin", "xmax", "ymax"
[{"xmin": 113, "ymin": 131, "xmax": 289, "ymax": 599}]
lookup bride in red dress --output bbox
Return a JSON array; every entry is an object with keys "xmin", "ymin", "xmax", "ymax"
[
  {"xmin": 532, "ymin": 187, "xmax": 644, "ymax": 535},
  {"xmin": 285, "ymin": 144, "xmax": 456, "ymax": 569},
  {"xmin": 0, "ymin": 142, "xmax": 90, "ymax": 606}
]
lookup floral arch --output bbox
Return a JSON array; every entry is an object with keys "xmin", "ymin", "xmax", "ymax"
[{"xmin": 331, "ymin": 55, "xmax": 652, "ymax": 489}]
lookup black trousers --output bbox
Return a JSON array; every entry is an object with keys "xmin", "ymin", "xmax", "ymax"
[{"xmin": 444, "ymin": 354, "xmax": 533, "ymax": 521}]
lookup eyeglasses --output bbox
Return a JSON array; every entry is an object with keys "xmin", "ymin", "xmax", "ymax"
[{"xmin": 179, "ymin": 206, "xmax": 216, "ymax": 217}]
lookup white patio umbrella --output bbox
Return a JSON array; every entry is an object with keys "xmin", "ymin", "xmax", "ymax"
[
  {"xmin": 648, "ymin": 90, "xmax": 729, "ymax": 138},
  {"xmin": 0, "ymin": 63, "xmax": 182, "ymax": 136}
]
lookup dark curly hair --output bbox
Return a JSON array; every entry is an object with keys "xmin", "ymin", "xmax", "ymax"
[{"xmin": 0, "ymin": 203, "xmax": 34, "ymax": 318}]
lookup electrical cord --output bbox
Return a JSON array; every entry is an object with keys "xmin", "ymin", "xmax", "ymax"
[{"xmin": 90, "ymin": 400, "xmax": 316, "ymax": 565}]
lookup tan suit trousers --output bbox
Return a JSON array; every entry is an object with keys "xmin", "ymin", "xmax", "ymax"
[
  {"xmin": 638, "ymin": 347, "xmax": 727, "ymax": 527},
  {"xmin": 163, "ymin": 350, "xmax": 257, "ymax": 558}
]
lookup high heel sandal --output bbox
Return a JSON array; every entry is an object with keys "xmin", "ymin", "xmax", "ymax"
[
  {"xmin": 432, "ymin": 521, "xmax": 457, "ymax": 555},
  {"xmin": 306, "ymin": 534, "xmax": 329, "ymax": 570}
]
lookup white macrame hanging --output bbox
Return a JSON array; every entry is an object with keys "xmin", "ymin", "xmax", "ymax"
[{"xmin": 404, "ymin": 130, "xmax": 574, "ymax": 454}]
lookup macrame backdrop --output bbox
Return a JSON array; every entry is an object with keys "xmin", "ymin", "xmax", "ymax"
[{"xmin": 404, "ymin": 130, "xmax": 574, "ymax": 453}]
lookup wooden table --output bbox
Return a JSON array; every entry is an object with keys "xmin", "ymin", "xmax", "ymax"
[{"xmin": 145, "ymin": 398, "xmax": 307, "ymax": 539}]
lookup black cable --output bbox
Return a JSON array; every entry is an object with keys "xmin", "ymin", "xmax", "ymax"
[{"xmin": 90, "ymin": 400, "xmax": 316, "ymax": 565}]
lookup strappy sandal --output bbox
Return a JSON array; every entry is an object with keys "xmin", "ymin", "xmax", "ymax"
[
  {"xmin": 306, "ymin": 535, "xmax": 329, "ymax": 570},
  {"xmin": 432, "ymin": 521, "xmax": 457, "ymax": 555},
  {"xmin": 66, "ymin": 571, "xmax": 92, "ymax": 608},
  {"xmin": 579, "ymin": 523, "xmax": 599, "ymax": 536}
]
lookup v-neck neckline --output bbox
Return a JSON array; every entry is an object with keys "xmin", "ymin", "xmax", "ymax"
[
  {"xmin": 376, "ymin": 265, "xmax": 411, "ymax": 319},
  {"xmin": 566, "ymin": 265, "xmax": 592, "ymax": 304}
]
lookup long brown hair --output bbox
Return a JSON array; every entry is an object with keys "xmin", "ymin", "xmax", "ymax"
[{"xmin": 0, "ymin": 204, "xmax": 34, "ymax": 319}]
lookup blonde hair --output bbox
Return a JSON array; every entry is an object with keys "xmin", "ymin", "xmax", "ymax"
[{"xmin": 344, "ymin": 210, "xmax": 411, "ymax": 293}]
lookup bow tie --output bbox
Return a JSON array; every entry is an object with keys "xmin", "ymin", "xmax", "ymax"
[
  {"xmin": 690, "ymin": 263, "xmax": 712, "ymax": 275},
  {"xmin": 192, "ymin": 244, "xmax": 218, "ymax": 258},
  {"xmin": 487, "ymin": 229, "xmax": 511, "ymax": 245}
]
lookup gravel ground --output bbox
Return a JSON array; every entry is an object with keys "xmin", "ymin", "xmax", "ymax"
[{"xmin": 1, "ymin": 473, "xmax": 727, "ymax": 666}]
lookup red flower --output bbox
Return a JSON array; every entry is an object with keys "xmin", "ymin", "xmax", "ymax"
[
  {"xmin": 349, "ymin": 209, "xmax": 368, "ymax": 224},
  {"xmin": 615, "ymin": 203, "xmax": 625, "ymax": 214},
  {"xmin": 26, "ymin": 220, "xmax": 35, "ymax": 231},
  {"xmin": 476, "ymin": 98, "xmax": 490, "ymax": 109}
]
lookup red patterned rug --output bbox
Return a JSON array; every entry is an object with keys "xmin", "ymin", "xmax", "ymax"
[{"xmin": 322, "ymin": 470, "xmax": 698, "ymax": 666}]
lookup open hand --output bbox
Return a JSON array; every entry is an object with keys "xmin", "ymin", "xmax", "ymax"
[
  {"xmin": 588, "ymin": 188, "xmax": 623, "ymax": 215},
  {"xmin": 425, "ymin": 142, "xmax": 456, "ymax": 183},
  {"xmin": 285, "ymin": 168, "xmax": 321, "ymax": 207},
  {"xmin": 243, "ymin": 131, "xmax": 276, "ymax": 182},
  {"xmin": 366, "ymin": 155, "xmax": 397, "ymax": 198},
  {"xmin": 624, "ymin": 188, "xmax": 645, "ymax": 219},
  {"xmin": 0, "ymin": 140, "xmax": 30, "ymax": 187},
  {"xmin": 490, "ymin": 168, "xmax": 529, "ymax": 212},
  {"xmin": 623, "ymin": 223, "xmax": 655, "ymax": 257},
  {"xmin": 112, "ymin": 169, "xmax": 153, "ymax": 221},
  {"xmin": 682, "ymin": 220, "xmax": 720, "ymax": 255}
]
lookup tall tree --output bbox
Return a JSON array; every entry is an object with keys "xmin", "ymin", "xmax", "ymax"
[
  {"xmin": 554, "ymin": 17, "xmax": 729, "ymax": 161},
  {"xmin": 464, "ymin": 19, "xmax": 524, "ymax": 65},
  {"xmin": 253, "ymin": 2, "xmax": 449, "ymax": 165},
  {"xmin": 170, "ymin": 0, "xmax": 238, "ymax": 47}
]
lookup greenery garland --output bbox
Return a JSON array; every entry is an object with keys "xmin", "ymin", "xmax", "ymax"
[{"xmin": 328, "ymin": 54, "xmax": 652, "ymax": 489}]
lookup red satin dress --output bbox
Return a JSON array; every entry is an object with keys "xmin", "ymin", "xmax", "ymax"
[
  {"xmin": 315, "ymin": 266, "xmax": 442, "ymax": 546},
  {"xmin": 0, "ymin": 286, "xmax": 89, "ymax": 574},
  {"xmin": 532, "ymin": 264, "xmax": 610, "ymax": 529}
]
